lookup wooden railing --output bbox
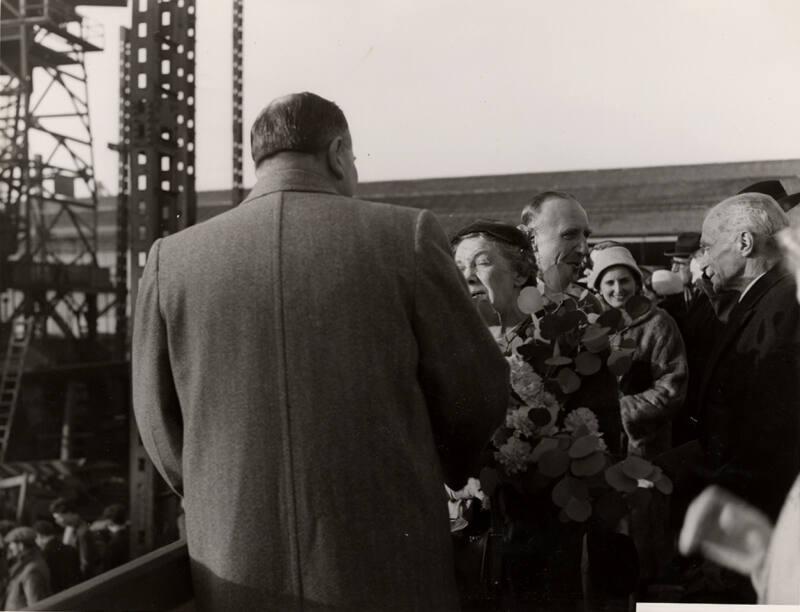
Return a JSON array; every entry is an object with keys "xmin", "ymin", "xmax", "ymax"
[{"xmin": 27, "ymin": 539, "xmax": 194, "ymax": 611}]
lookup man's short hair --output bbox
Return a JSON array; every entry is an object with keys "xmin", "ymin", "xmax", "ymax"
[
  {"xmin": 49, "ymin": 497, "xmax": 77, "ymax": 515},
  {"xmin": 250, "ymin": 92, "xmax": 349, "ymax": 167},
  {"xmin": 521, "ymin": 190, "xmax": 580, "ymax": 228},
  {"xmin": 711, "ymin": 193, "xmax": 789, "ymax": 254},
  {"xmin": 33, "ymin": 520, "xmax": 56, "ymax": 537},
  {"xmin": 0, "ymin": 520, "xmax": 18, "ymax": 538}
]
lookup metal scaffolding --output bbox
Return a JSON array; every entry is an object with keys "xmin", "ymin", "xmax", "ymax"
[
  {"xmin": 0, "ymin": 0, "xmax": 121, "ymax": 343},
  {"xmin": 125, "ymin": 0, "xmax": 197, "ymax": 558},
  {"xmin": 232, "ymin": 0, "xmax": 243, "ymax": 206}
]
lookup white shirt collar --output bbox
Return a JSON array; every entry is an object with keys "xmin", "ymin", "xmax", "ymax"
[{"xmin": 739, "ymin": 272, "xmax": 768, "ymax": 302}]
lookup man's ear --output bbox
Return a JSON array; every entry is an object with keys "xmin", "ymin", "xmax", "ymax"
[
  {"xmin": 326, "ymin": 136, "xmax": 346, "ymax": 180},
  {"xmin": 737, "ymin": 231, "xmax": 755, "ymax": 257}
]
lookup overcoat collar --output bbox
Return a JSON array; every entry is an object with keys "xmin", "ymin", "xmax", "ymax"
[
  {"xmin": 698, "ymin": 263, "xmax": 791, "ymax": 406},
  {"xmin": 240, "ymin": 168, "xmax": 340, "ymax": 205}
]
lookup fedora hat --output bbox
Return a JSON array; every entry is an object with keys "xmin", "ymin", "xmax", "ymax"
[
  {"xmin": 664, "ymin": 232, "xmax": 701, "ymax": 258},
  {"xmin": 778, "ymin": 192, "xmax": 800, "ymax": 213},
  {"xmin": 737, "ymin": 180, "xmax": 787, "ymax": 201}
]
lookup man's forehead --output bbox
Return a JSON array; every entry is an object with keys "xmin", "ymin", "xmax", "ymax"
[{"xmin": 538, "ymin": 197, "xmax": 588, "ymax": 227}]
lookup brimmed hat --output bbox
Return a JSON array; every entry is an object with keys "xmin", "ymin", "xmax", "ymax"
[
  {"xmin": 738, "ymin": 180, "xmax": 787, "ymax": 201},
  {"xmin": 664, "ymin": 232, "xmax": 701, "ymax": 258},
  {"xmin": 451, "ymin": 219, "xmax": 532, "ymax": 252},
  {"xmin": 778, "ymin": 192, "xmax": 800, "ymax": 213},
  {"xmin": 5, "ymin": 526, "xmax": 36, "ymax": 544},
  {"xmin": 588, "ymin": 245, "xmax": 642, "ymax": 290}
]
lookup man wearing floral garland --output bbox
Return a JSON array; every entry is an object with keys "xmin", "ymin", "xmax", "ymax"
[{"xmin": 132, "ymin": 92, "xmax": 509, "ymax": 612}]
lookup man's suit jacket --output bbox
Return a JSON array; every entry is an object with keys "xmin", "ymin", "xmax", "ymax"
[
  {"xmin": 697, "ymin": 264, "xmax": 800, "ymax": 521},
  {"xmin": 132, "ymin": 169, "xmax": 509, "ymax": 611}
]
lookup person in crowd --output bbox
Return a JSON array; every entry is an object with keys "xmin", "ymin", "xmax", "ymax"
[
  {"xmin": 131, "ymin": 91, "xmax": 508, "ymax": 612},
  {"xmin": 659, "ymin": 233, "xmax": 701, "ymax": 323},
  {"xmin": 98, "ymin": 503, "xmax": 129, "ymax": 572},
  {"xmin": 451, "ymin": 219, "xmax": 538, "ymax": 353},
  {"xmin": 34, "ymin": 519, "xmax": 81, "ymax": 592},
  {"xmin": 520, "ymin": 191, "xmax": 602, "ymax": 312},
  {"xmin": 682, "ymin": 193, "xmax": 800, "ymax": 603},
  {"xmin": 588, "ymin": 243, "xmax": 688, "ymax": 594},
  {"xmin": 4, "ymin": 526, "xmax": 51, "ymax": 609},
  {"xmin": 49, "ymin": 497, "xmax": 100, "ymax": 580},
  {"xmin": 0, "ymin": 519, "xmax": 17, "ymax": 599},
  {"xmin": 588, "ymin": 244, "xmax": 687, "ymax": 459},
  {"xmin": 679, "ymin": 221, "xmax": 800, "ymax": 605},
  {"xmin": 695, "ymin": 192, "xmax": 800, "ymax": 521}
]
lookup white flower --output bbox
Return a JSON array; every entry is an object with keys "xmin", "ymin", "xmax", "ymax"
[
  {"xmin": 564, "ymin": 407, "xmax": 600, "ymax": 434},
  {"xmin": 495, "ymin": 437, "xmax": 534, "ymax": 474},
  {"xmin": 507, "ymin": 355, "xmax": 561, "ymax": 426}
]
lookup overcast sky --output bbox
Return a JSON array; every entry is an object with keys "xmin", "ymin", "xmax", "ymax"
[{"xmin": 81, "ymin": 1, "xmax": 800, "ymax": 195}]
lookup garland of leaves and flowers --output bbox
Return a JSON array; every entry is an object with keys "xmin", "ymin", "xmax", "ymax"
[{"xmin": 477, "ymin": 263, "xmax": 673, "ymax": 526}]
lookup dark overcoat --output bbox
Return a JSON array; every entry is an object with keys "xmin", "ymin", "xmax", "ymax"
[
  {"xmin": 697, "ymin": 264, "xmax": 800, "ymax": 520},
  {"xmin": 132, "ymin": 169, "xmax": 509, "ymax": 611}
]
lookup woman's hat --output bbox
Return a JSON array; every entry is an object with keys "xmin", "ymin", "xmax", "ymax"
[
  {"xmin": 664, "ymin": 232, "xmax": 701, "ymax": 258},
  {"xmin": 587, "ymin": 245, "xmax": 642, "ymax": 290},
  {"xmin": 451, "ymin": 219, "xmax": 531, "ymax": 252}
]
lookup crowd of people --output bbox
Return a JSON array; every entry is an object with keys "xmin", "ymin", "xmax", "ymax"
[
  {"xmin": 130, "ymin": 91, "xmax": 800, "ymax": 611},
  {"xmin": 0, "ymin": 499, "xmax": 130, "ymax": 609}
]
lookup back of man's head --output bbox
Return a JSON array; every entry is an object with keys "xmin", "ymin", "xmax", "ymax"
[
  {"xmin": 521, "ymin": 190, "xmax": 580, "ymax": 228},
  {"xmin": 710, "ymin": 193, "xmax": 789, "ymax": 258},
  {"xmin": 250, "ymin": 92, "xmax": 349, "ymax": 168}
]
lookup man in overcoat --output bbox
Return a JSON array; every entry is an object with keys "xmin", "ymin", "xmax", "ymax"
[
  {"xmin": 132, "ymin": 92, "xmax": 509, "ymax": 611},
  {"xmin": 696, "ymin": 193, "xmax": 800, "ymax": 524}
]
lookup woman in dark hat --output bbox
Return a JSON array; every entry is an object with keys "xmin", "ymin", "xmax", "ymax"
[{"xmin": 451, "ymin": 219, "xmax": 538, "ymax": 353}]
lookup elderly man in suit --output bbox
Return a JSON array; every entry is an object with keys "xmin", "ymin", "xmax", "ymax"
[
  {"xmin": 696, "ymin": 193, "xmax": 800, "ymax": 524},
  {"xmin": 132, "ymin": 92, "xmax": 509, "ymax": 611}
]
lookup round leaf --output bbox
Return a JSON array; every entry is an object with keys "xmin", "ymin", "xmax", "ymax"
[
  {"xmin": 566, "ymin": 475, "xmax": 590, "ymax": 500},
  {"xmin": 517, "ymin": 286, "xmax": 545, "ymax": 314},
  {"xmin": 571, "ymin": 451, "xmax": 606, "ymax": 477},
  {"xmin": 574, "ymin": 351, "xmax": 602, "ymax": 376},
  {"xmin": 625, "ymin": 294, "xmax": 652, "ymax": 319},
  {"xmin": 582, "ymin": 326, "xmax": 611, "ymax": 353},
  {"xmin": 556, "ymin": 368, "xmax": 582, "ymax": 394},
  {"xmin": 528, "ymin": 408, "xmax": 552, "ymax": 427},
  {"xmin": 587, "ymin": 313, "xmax": 600, "ymax": 324},
  {"xmin": 655, "ymin": 474, "xmax": 674, "ymax": 495},
  {"xmin": 560, "ymin": 310, "xmax": 588, "ymax": 332},
  {"xmin": 568, "ymin": 434, "xmax": 599, "ymax": 459},
  {"xmin": 620, "ymin": 456, "xmax": 655, "ymax": 480},
  {"xmin": 556, "ymin": 435, "xmax": 572, "ymax": 452},
  {"xmin": 552, "ymin": 476, "xmax": 571, "ymax": 508},
  {"xmin": 538, "ymin": 448, "xmax": 570, "ymax": 478},
  {"xmin": 565, "ymin": 497, "xmax": 592, "ymax": 522},
  {"xmin": 597, "ymin": 308, "xmax": 624, "ymax": 331},
  {"xmin": 607, "ymin": 351, "xmax": 633, "ymax": 376},
  {"xmin": 479, "ymin": 467, "xmax": 500, "ymax": 497},
  {"xmin": 604, "ymin": 463, "xmax": 638, "ymax": 493},
  {"xmin": 530, "ymin": 437, "xmax": 559, "ymax": 462},
  {"xmin": 540, "ymin": 315, "xmax": 560, "ymax": 341}
]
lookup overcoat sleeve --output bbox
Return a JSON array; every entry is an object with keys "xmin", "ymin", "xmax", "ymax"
[
  {"xmin": 411, "ymin": 210, "xmax": 509, "ymax": 489},
  {"xmin": 621, "ymin": 311, "xmax": 688, "ymax": 434},
  {"xmin": 23, "ymin": 567, "xmax": 50, "ymax": 605},
  {"xmin": 132, "ymin": 239, "xmax": 184, "ymax": 497}
]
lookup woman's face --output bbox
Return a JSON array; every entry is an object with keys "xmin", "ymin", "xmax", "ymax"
[
  {"xmin": 454, "ymin": 235, "xmax": 523, "ymax": 318},
  {"xmin": 599, "ymin": 265, "xmax": 637, "ymax": 309}
]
